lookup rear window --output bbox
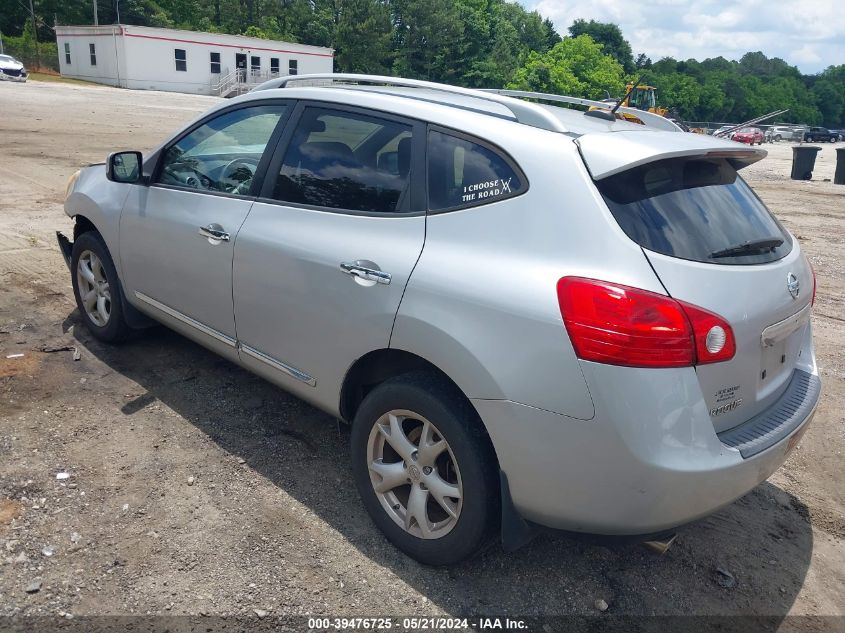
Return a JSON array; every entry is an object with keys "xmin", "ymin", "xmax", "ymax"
[{"xmin": 596, "ymin": 157, "xmax": 791, "ymax": 265}]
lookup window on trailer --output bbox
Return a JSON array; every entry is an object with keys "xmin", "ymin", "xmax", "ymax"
[
  {"xmin": 251, "ymin": 56, "xmax": 260, "ymax": 73},
  {"xmin": 175, "ymin": 49, "xmax": 187, "ymax": 72},
  {"xmin": 270, "ymin": 58, "xmax": 279, "ymax": 75},
  {"xmin": 64, "ymin": 42, "xmax": 71, "ymax": 64},
  {"xmin": 89, "ymin": 43, "xmax": 96, "ymax": 66},
  {"xmin": 210, "ymin": 52, "xmax": 221, "ymax": 74},
  {"xmin": 289, "ymin": 59, "xmax": 298, "ymax": 75}
]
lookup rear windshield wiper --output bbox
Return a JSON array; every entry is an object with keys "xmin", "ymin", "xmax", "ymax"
[{"xmin": 710, "ymin": 237, "xmax": 784, "ymax": 259}]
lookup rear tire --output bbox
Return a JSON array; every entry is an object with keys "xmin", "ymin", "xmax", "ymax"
[
  {"xmin": 350, "ymin": 372, "xmax": 499, "ymax": 565},
  {"xmin": 71, "ymin": 231, "xmax": 132, "ymax": 344}
]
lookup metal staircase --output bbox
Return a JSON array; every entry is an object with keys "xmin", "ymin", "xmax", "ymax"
[{"xmin": 214, "ymin": 68, "xmax": 282, "ymax": 98}]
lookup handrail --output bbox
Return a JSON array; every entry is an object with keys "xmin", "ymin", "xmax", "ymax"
[
  {"xmin": 480, "ymin": 89, "xmax": 684, "ymax": 132},
  {"xmin": 215, "ymin": 68, "xmax": 284, "ymax": 97},
  {"xmin": 251, "ymin": 73, "xmax": 570, "ymax": 133}
]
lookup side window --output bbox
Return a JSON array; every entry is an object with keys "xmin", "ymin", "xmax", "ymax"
[
  {"xmin": 271, "ymin": 107, "xmax": 413, "ymax": 213},
  {"xmin": 156, "ymin": 104, "xmax": 287, "ymax": 195},
  {"xmin": 288, "ymin": 59, "xmax": 298, "ymax": 75},
  {"xmin": 427, "ymin": 129, "xmax": 525, "ymax": 211},
  {"xmin": 64, "ymin": 42, "xmax": 71, "ymax": 65},
  {"xmin": 270, "ymin": 58, "xmax": 280, "ymax": 75},
  {"xmin": 250, "ymin": 56, "xmax": 260, "ymax": 73},
  {"xmin": 89, "ymin": 43, "xmax": 97, "ymax": 66},
  {"xmin": 210, "ymin": 52, "xmax": 221, "ymax": 74},
  {"xmin": 175, "ymin": 48, "xmax": 187, "ymax": 72}
]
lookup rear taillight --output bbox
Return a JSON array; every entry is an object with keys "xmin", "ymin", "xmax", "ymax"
[
  {"xmin": 681, "ymin": 301, "xmax": 736, "ymax": 364},
  {"xmin": 556, "ymin": 277, "xmax": 735, "ymax": 368}
]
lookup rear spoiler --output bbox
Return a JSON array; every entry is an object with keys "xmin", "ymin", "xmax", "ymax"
[{"xmin": 575, "ymin": 131, "xmax": 766, "ymax": 180}]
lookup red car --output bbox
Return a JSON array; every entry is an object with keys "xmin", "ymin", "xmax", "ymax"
[{"xmin": 731, "ymin": 127, "xmax": 765, "ymax": 145}]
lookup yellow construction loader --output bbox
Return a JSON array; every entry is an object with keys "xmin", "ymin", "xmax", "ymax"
[
  {"xmin": 619, "ymin": 83, "xmax": 668, "ymax": 119},
  {"xmin": 594, "ymin": 82, "xmax": 707, "ymax": 133}
]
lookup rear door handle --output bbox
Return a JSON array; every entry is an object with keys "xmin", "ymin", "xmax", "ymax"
[
  {"xmin": 340, "ymin": 262, "xmax": 391, "ymax": 285},
  {"xmin": 199, "ymin": 224, "xmax": 230, "ymax": 242}
]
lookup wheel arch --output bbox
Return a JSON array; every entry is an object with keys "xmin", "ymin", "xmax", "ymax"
[
  {"xmin": 340, "ymin": 349, "xmax": 468, "ymax": 423},
  {"xmin": 339, "ymin": 348, "xmax": 500, "ymax": 464},
  {"xmin": 73, "ymin": 214, "xmax": 100, "ymax": 240}
]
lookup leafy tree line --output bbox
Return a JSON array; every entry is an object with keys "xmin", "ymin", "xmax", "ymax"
[
  {"xmin": 509, "ymin": 20, "xmax": 844, "ymax": 127},
  {"xmin": 1, "ymin": 3, "xmax": 842, "ymax": 126}
]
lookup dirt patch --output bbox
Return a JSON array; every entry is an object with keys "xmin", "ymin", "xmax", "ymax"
[
  {"xmin": 0, "ymin": 499, "xmax": 22, "ymax": 525},
  {"xmin": 0, "ymin": 353, "xmax": 41, "ymax": 379}
]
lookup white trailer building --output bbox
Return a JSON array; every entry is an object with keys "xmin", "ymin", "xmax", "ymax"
[{"xmin": 55, "ymin": 25, "xmax": 334, "ymax": 96}]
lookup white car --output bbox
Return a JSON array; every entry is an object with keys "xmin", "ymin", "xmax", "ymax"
[
  {"xmin": 712, "ymin": 125, "xmax": 736, "ymax": 138},
  {"xmin": 0, "ymin": 54, "xmax": 27, "ymax": 82}
]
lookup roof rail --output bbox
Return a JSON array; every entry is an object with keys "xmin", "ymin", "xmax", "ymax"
[
  {"xmin": 252, "ymin": 73, "xmax": 570, "ymax": 134},
  {"xmin": 480, "ymin": 89, "xmax": 684, "ymax": 133}
]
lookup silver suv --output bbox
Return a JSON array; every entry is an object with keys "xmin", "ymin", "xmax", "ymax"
[
  {"xmin": 58, "ymin": 75, "xmax": 820, "ymax": 565},
  {"xmin": 767, "ymin": 125, "xmax": 797, "ymax": 142}
]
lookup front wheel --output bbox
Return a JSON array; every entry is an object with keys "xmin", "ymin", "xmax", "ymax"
[
  {"xmin": 71, "ymin": 231, "xmax": 132, "ymax": 343},
  {"xmin": 351, "ymin": 372, "xmax": 499, "ymax": 565}
]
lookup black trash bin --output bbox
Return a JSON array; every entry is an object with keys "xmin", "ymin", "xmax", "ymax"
[
  {"xmin": 791, "ymin": 145, "xmax": 822, "ymax": 180},
  {"xmin": 835, "ymin": 147, "xmax": 845, "ymax": 185}
]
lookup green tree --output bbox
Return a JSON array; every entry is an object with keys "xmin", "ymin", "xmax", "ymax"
[
  {"xmin": 657, "ymin": 73, "xmax": 702, "ymax": 119},
  {"xmin": 567, "ymin": 19, "xmax": 634, "ymax": 73},
  {"xmin": 543, "ymin": 17, "xmax": 561, "ymax": 50},
  {"xmin": 508, "ymin": 34, "xmax": 626, "ymax": 99},
  {"xmin": 335, "ymin": 0, "xmax": 393, "ymax": 74},
  {"xmin": 812, "ymin": 73, "xmax": 845, "ymax": 127},
  {"xmin": 391, "ymin": 0, "xmax": 463, "ymax": 82}
]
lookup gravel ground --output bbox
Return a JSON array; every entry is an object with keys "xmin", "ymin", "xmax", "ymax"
[{"xmin": 0, "ymin": 80, "xmax": 844, "ymax": 630}]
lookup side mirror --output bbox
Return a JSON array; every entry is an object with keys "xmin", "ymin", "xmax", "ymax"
[{"xmin": 107, "ymin": 151, "xmax": 143, "ymax": 184}]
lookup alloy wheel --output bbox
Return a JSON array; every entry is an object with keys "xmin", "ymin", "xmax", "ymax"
[
  {"xmin": 366, "ymin": 409, "xmax": 463, "ymax": 539},
  {"xmin": 76, "ymin": 249, "xmax": 111, "ymax": 326}
]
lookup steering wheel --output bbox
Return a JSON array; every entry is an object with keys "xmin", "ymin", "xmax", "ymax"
[
  {"xmin": 221, "ymin": 157, "xmax": 260, "ymax": 194},
  {"xmin": 163, "ymin": 164, "xmax": 211, "ymax": 190}
]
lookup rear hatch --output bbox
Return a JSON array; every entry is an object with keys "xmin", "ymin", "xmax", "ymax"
[{"xmin": 578, "ymin": 131, "xmax": 813, "ymax": 433}]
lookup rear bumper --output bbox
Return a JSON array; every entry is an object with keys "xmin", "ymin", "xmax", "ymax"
[{"xmin": 474, "ymin": 365, "xmax": 820, "ymax": 535}]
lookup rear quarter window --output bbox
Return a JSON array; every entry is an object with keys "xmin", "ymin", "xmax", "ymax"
[
  {"xmin": 427, "ymin": 129, "xmax": 526, "ymax": 212},
  {"xmin": 596, "ymin": 157, "xmax": 792, "ymax": 265}
]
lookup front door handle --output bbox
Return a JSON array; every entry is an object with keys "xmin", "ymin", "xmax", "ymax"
[
  {"xmin": 199, "ymin": 224, "xmax": 230, "ymax": 242},
  {"xmin": 340, "ymin": 262, "xmax": 392, "ymax": 285}
]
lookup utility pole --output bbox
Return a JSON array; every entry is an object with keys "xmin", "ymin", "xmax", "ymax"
[
  {"xmin": 28, "ymin": 0, "xmax": 41, "ymax": 70},
  {"xmin": 115, "ymin": 0, "xmax": 120, "ymax": 24},
  {"xmin": 0, "ymin": 28, "xmax": 4, "ymax": 55},
  {"xmin": 94, "ymin": 0, "xmax": 98, "ymax": 26}
]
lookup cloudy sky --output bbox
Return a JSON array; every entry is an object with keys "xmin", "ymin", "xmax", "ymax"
[{"xmin": 522, "ymin": 0, "xmax": 841, "ymax": 74}]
